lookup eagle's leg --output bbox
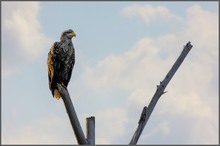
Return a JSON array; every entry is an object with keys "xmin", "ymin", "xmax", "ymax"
[{"xmin": 61, "ymin": 82, "xmax": 67, "ymax": 89}]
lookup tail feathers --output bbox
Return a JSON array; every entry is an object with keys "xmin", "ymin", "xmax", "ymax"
[{"xmin": 53, "ymin": 89, "xmax": 61, "ymax": 100}]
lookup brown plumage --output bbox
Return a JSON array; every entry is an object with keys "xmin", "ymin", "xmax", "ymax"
[{"xmin": 47, "ymin": 29, "xmax": 76, "ymax": 99}]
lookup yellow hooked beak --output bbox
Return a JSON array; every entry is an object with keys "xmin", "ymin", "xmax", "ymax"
[{"xmin": 70, "ymin": 32, "xmax": 76, "ymax": 37}]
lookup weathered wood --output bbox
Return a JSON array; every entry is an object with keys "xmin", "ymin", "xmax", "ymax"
[
  {"xmin": 86, "ymin": 116, "xmax": 95, "ymax": 145},
  {"xmin": 57, "ymin": 84, "xmax": 88, "ymax": 144},
  {"xmin": 129, "ymin": 42, "xmax": 193, "ymax": 145}
]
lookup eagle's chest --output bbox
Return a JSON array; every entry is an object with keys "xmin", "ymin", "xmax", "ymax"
[{"xmin": 58, "ymin": 43, "xmax": 74, "ymax": 62}]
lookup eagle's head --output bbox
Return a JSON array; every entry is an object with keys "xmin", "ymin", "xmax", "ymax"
[{"xmin": 60, "ymin": 29, "xmax": 76, "ymax": 40}]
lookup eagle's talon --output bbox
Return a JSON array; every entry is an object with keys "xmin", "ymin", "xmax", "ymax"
[{"xmin": 61, "ymin": 83, "xmax": 67, "ymax": 89}]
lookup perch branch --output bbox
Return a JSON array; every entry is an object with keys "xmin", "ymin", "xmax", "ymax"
[
  {"xmin": 57, "ymin": 84, "xmax": 88, "ymax": 144},
  {"xmin": 129, "ymin": 42, "xmax": 193, "ymax": 145}
]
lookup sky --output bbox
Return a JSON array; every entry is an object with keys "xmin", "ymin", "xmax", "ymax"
[{"xmin": 1, "ymin": 1, "xmax": 219, "ymax": 145}]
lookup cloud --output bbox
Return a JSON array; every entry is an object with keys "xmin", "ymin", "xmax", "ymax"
[
  {"xmin": 2, "ymin": 114, "xmax": 77, "ymax": 144},
  {"xmin": 2, "ymin": 2, "xmax": 52, "ymax": 78},
  {"xmin": 141, "ymin": 121, "xmax": 171, "ymax": 139},
  {"xmin": 79, "ymin": 37, "xmax": 171, "ymax": 93},
  {"xmin": 187, "ymin": 117, "xmax": 218, "ymax": 144},
  {"xmin": 121, "ymin": 4, "xmax": 183, "ymax": 24},
  {"xmin": 76, "ymin": 4, "xmax": 218, "ymax": 144},
  {"xmin": 95, "ymin": 107, "xmax": 128, "ymax": 144}
]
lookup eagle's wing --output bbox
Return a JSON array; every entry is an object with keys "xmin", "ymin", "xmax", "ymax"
[{"xmin": 47, "ymin": 42, "xmax": 61, "ymax": 98}]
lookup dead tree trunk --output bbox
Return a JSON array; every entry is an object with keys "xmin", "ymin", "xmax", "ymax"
[{"xmin": 129, "ymin": 42, "xmax": 193, "ymax": 145}]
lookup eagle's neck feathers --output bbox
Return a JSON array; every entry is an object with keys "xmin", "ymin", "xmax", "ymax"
[{"xmin": 59, "ymin": 39, "xmax": 74, "ymax": 52}]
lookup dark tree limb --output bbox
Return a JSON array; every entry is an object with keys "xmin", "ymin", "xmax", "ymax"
[
  {"xmin": 57, "ymin": 84, "xmax": 88, "ymax": 144},
  {"xmin": 129, "ymin": 42, "xmax": 193, "ymax": 145}
]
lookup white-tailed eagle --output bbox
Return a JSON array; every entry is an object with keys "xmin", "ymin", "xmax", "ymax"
[{"xmin": 47, "ymin": 29, "xmax": 76, "ymax": 99}]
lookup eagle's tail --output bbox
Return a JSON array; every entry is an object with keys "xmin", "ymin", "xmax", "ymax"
[{"xmin": 53, "ymin": 89, "xmax": 61, "ymax": 100}]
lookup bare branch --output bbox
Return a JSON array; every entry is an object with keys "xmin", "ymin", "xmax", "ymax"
[
  {"xmin": 57, "ymin": 84, "xmax": 88, "ymax": 145},
  {"xmin": 129, "ymin": 42, "xmax": 193, "ymax": 145}
]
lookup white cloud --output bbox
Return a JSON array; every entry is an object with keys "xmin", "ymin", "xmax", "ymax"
[
  {"xmin": 2, "ymin": 114, "xmax": 77, "ymax": 144},
  {"xmin": 87, "ymin": 107, "xmax": 128, "ymax": 144},
  {"xmin": 2, "ymin": 2, "xmax": 52, "ymax": 78},
  {"xmin": 79, "ymin": 37, "xmax": 170, "ymax": 93},
  {"xmin": 183, "ymin": 5, "xmax": 218, "ymax": 60},
  {"xmin": 187, "ymin": 117, "xmax": 218, "ymax": 144},
  {"xmin": 76, "ymin": 4, "xmax": 218, "ymax": 144},
  {"xmin": 121, "ymin": 4, "xmax": 183, "ymax": 24},
  {"xmin": 141, "ymin": 121, "xmax": 171, "ymax": 139},
  {"xmin": 128, "ymin": 89, "xmax": 150, "ymax": 107}
]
